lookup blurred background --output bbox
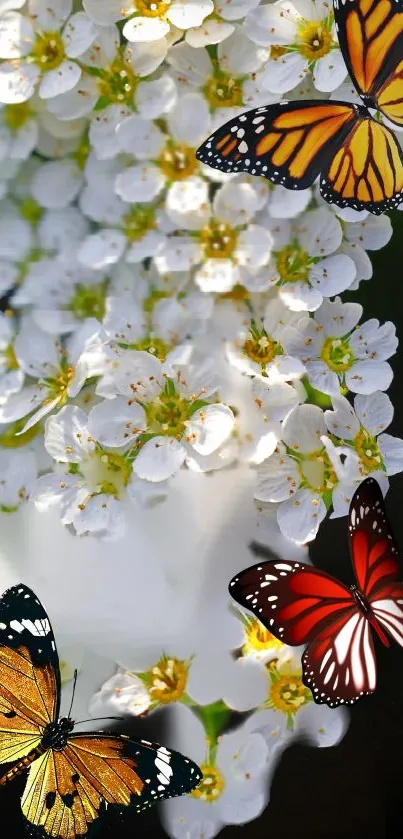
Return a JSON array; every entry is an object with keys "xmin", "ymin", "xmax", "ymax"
[{"xmin": 1, "ymin": 211, "xmax": 402, "ymax": 839}]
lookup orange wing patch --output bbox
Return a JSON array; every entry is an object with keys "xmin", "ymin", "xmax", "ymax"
[
  {"xmin": 377, "ymin": 59, "xmax": 403, "ymax": 125},
  {"xmin": 0, "ymin": 645, "xmax": 57, "ymax": 766},
  {"xmin": 321, "ymin": 117, "xmax": 403, "ymax": 213},
  {"xmin": 21, "ymin": 736, "xmax": 145, "ymax": 839},
  {"xmin": 337, "ymin": 0, "xmax": 403, "ymax": 96}
]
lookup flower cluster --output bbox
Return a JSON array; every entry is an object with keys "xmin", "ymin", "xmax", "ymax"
[{"xmin": 0, "ymin": 1, "xmax": 400, "ymax": 836}]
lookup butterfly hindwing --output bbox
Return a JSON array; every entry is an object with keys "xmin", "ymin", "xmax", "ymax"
[
  {"xmin": 302, "ymin": 612, "xmax": 377, "ymax": 706},
  {"xmin": 0, "ymin": 585, "xmax": 60, "ymax": 770},
  {"xmin": 349, "ymin": 477, "xmax": 403, "ymax": 646},
  {"xmin": 320, "ymin": 116, "xmax": 403, "ymax": 213},
  {"xmin": 196, "ymin": 101, "xmax": 359, "ymax": 189},
  {"xmin": 22, "ymin": 735, "xmax": 202, "ymax": 839}
]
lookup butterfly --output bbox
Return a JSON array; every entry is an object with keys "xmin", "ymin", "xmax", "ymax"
[
  {"xmin": 0, "ymin": 584, "xmax": 201, "ymax": 838},
  {"xmin": 229, "ymin": 478, "xmax": 403, "ymax": 707},
  {"xmin": 196, "ymin": 0, "xmax": 403, "ymax": 214}
]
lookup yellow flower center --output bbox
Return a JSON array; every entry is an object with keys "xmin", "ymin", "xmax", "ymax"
[
  {"xmin": 354, "ymin": 428, "xmax": 384, "ymax": 471},
  {"xmin": 131, "ymin": 0, "xmax": 171, "ymax": 16},
  {"xmin": 158, "ymin": 142, "xmax": 198, "ymax": 181},
  {"xmin": 145, "ymin": 656, "xmax": 188, "ymax": 703},
  {"xmin": 242, "ymin": 322, "xmax": 280, "ymax": 373},
  {"xmin": 145, "ymin": 385, "xmax": 190, "ymax": 438},
  {"xmin": 98, "ymin": 54, "xmax": 138, "ymax": 105},
  {"xmin": 69, "ymin": 283, "xmax": 107, "ymax": 322},
  {"xmin": 203, "ymin": 69, "xmax": 243, "ymax": 109},
  {"xmin": 80, "ymin": 450, "xmax": 132, "ymax": 498},
  {"xmin": 191, "ymin": 764, "xmax": 225, "ymax": 802},
  {"xmin": 275, "ymin": 244, "xmax": 311, "ymax": 284},
  {"xmin": 31, "ymin": 31, "xmax": 65, "ymax": 71},
  {"xmin": 200, "ymin": 220, "xmax": 237, "ymax": 259},
  {"xmin": 297, "ymin": 447, "xmax": 337, "ymax": 494},
  {"xmin": 123, "ymin": 205, "xmax": 156, "ymax": 242},
  {"xmin": 269, "ymin": 673, "xmax": 311, "ymax": 714},
  {"xmin": 4, "ymin": 102, "xmax": 32, "ymax": 131},
  {"xmin": 297, "ymin": 20, "xmax": 333, "ymax": 60},
  {"xmin": 128, "ymin": 335, "xmax": 170, "ymax": 362},
  {"xmin": 243, "ymin": 618, "xmax": 284, "ymax": 656},
  {"xmin": 41, "ymin": 361, "xmax": 75, "ymax": 407},
  {"xmin": 320, "ymin": 336, "xmax": 354, "ymax": 372}
]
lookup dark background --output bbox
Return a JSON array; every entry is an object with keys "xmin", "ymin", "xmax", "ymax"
[{"xmin": 1, "ymin": 213, "xmax": 403, "ymax": 838}]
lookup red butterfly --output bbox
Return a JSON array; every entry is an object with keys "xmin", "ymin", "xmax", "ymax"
[{"xmin": 229, "ymin": 478, "xmax": 403, "ymax": 707}]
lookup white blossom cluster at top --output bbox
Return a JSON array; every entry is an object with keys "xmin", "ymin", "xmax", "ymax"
[{"xmin": 0, "ymin": 0, "xmax": 400, "ymax": 545}]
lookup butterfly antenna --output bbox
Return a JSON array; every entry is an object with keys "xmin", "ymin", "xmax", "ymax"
[
  {"xmin": 67, "ymin": 669, "xmax": 78, "ymax": 718},
  {"xmin": 75, "ymin": 717, "xmax": 121, "ymax": 725}
]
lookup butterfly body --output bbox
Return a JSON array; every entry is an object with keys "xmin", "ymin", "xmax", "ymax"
[
  {"xmin": 229, "ymin": 478, "xmax": 403, "ymax": 706},
  {"xmin": 197, "ymin": 0, "xmax": 403, "ymax": 214},
  {"xmin": 0, "ymin": 584, "xmax": 202, "ymax": 837}
]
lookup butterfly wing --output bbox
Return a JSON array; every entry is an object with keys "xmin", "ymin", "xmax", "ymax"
[
  {"xmin": 196, "ymin": 100, "xmax": 359, "ymax": 188},
  {"xmin": 0, "ymin": 584, "xmax": 60, "ymax": 770},
  {"xmin": 349, "ymin": 477, "xmax": 403, "ymax": 646},
  {"xmin": 21, "ymin": 734, "xmax": 202, "ymax": 839},
  {"xmin": 229, "ymin": 560, "xmax": 378, "ymax": 707},
  {"xmin": 320, "ymin": 116, "xmax": 403, "ymax": 213},
  {"xmin": 334, "ymin": 0, "xmax": 403, "ymax": 124},
  {"xmin": 229, "ymin": 560, "xmax": 355, "ymax": 646}
]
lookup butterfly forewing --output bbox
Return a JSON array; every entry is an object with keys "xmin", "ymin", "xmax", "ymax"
[
  {"xmin": 334, "ymin": 0, "xmax": 403, "ymax": 118},
  {"xmin": 229, "ymin": 560, "xmax": 355, "ymax": 646},
  {"xmin": 0, "ymin": 585, "xmax": 60, "ymax": 769},
  {"xmin": 196, "ymin": 101, "xmax": 359, "ymax": 189}
]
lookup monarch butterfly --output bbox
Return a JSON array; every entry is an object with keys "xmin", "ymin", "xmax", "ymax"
[
  {"xmin": 0, "ymin": 584, "xmax": 201, "ymax": 838},
  {"xmin": 196, "ymin": 0, "xmax": 403, "ymax": 214},
  {"xmin": 229, "ymin": 478, "xmax": 403, "ymax": 707}
]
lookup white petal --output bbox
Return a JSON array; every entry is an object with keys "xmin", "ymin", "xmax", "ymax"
[
  {"xmin": 77, "ymin": 230, "xmax": 126, "ymax": 268},
  {"xmin": 222, "ymin": 657, "xmax": 269, "ymax": 711},
  {"xmin": 282, "ymin": 403, "xmax": 325, "ymax": 453},
  {"xmin": 45, "ymin": 406, "xmax": 95, "ymax": 462},
  {"xmin": 115, "ymin": 164, "xmax": 165, "ymax": 203},
  {"xmin": 186, "ymin": 19, "xmax": 234, "ymax": 47},
  {"xmin": 354, "ymin": 391, "xmax": 393, "ymax": 436},
  {"xmin": 262, "ymin": 53, "xmax": 307, "ymax": 94},
  {"xmin": 88, "ymin": 398, "xmax": 146, "ymax": 447},
  {"xmin": 71, "ymin": 493, "xmax": 126, "ymax": 540},
  {"xmin": 31, "ymin": 160, "xmax": 82, "ymax": 209},
  {"xmin": 63, "ymin": 12, "xmax": 98, "ymax": 57},
  {"xmin": 38, "ymin": 61, "xmax": 81, "ymax": 100},
  {"xmin": 379, "ymin": 433, "xmax": 403, "ymax": 476},
  {"xmin": 186, "ymin": 404, "xmax": 234, "ymax": 456},
  {"xmin": 295, "ymin": 702, "xmax": 349, "ymax": 747},
  {"xmin": 0, "ymin": 12, "xmax": 33, "ymax": 58},
  {"xmin": 309, "ymin": 254, "xmax": 356, "ymax": 296},
  {"xmin": 295, "ymin": 207, "xmax": 342, "ymax": 256},
  {"xmin": 0, "ymin": 62, "xmax": 38, "ymax": 103},
  {"xmin": 305, "ymin": 360, "xmax": 340, "ymax": 396},
  {"xmin": 324, "ymin": 394, "xmax": 360, "ymax": 440},
  {"xmin": 116, "ymin": 115, "xmax": 165, "ymax": 157},
  {"xmin": 244, "ymin": 4, "xmax": 297, "ymax": 46},
  {"xmin": 123, "ymin": 16, "xmax": 170, "ymax": 42},
  {"xmin": 345, "ymin": 361, "xmax": 393, "ymax": 395},
  {"xmin": 255, "ymin": 452, "xmax": 299, "ymax": 502},
  {"xmin": 136, "ymin": 72, "xmax": 177, "ymax": 118},
  {"xmin": 82, "ymin": 0, "xmax": 124, "ymax": 24},
  {"xmin": 315, "ymin": 298, "xmax": 362, "ymax": 336},
  {"xmin": 0, "ymin": 386, "xmax": 43, "ymax": 423},
  {"xmin": 277, "ymin": 488, "xmax": 327, "ymax": 543},
  {"xmin": 279, "ymin": 282, "xmax": 323, "ymax": 312},
  {"xmin": 195, "ymin": 259, "xmax": 238, "ymax": 293},
  {"xmin": 168, "ymin": 0, "xmax": 213, "ymax": 29},
  {"xmin": 313, "ymin": 49, "xmax": 347, "ymax": 92},
  {"xmin": 269, "ymin": 185, "xmax": 312, "ymax": 218},
  {"xmin": 134, "ymin": 436, "xmax": 186, "ymax": 481}
]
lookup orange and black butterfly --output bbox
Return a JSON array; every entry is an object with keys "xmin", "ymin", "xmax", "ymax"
[
  {"xmin": 196, "ymin": 0, "xmax": 403, "ymax": 215},
  {"xmin": 0, "ymin": 584, "xmax": 201, "ymax": 838}
]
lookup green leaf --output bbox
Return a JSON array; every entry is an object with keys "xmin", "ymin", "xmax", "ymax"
[
  {"xmin": 93, "ymin": 96, "xmax": 110, "ymax": 111},
  {"xmin": 187, "ymin": 399, "xmax": 210, "ymax": 416},
  {"xmin": 190, "ymin": 699, "xmax": 232, "ymax": 762}
]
